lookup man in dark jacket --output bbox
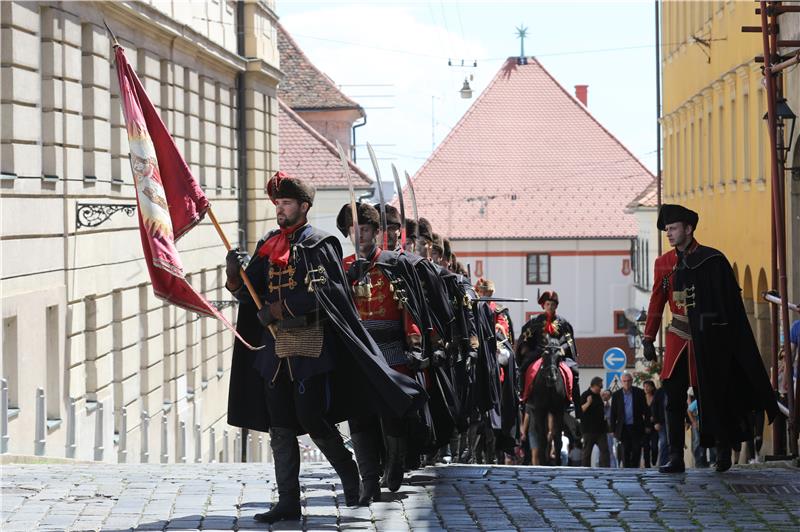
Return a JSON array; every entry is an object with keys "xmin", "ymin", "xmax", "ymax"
[
  {"xmin": 609, "ymin": 372, "xmax": 647, "ymax": 468},
  {"xmin": 642, "ymin": 204, "xmax": 777, "ymax": 473},
  {"xmin": 580, "ymin": 377, "xmax": 610, "ymax": 467},
  {"xmin": 224, "ymin": 172, "xmax": 425, "ymax": 524}
]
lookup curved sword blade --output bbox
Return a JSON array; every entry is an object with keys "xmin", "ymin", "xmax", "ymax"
[
  {"xmin": 405, "ymin": 170, "xmax": 419, "ymax": 226},
  {"xmin": 366, "ymin": 142, "xmax": 388, "ymax": 250},
  {"xmin": 391, "ymin": 164, "xmax": 406, "ymax": 250},
  {"xmin": 335, "ymin": 140, "xmax": 360, "ymax": 258}
]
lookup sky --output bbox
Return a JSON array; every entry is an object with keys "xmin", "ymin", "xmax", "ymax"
[{"xmin": 278, "ymin": 0, "xmax": 661, "ymax": 187}]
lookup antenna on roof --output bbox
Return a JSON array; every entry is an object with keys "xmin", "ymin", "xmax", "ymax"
[{"xmin": 516, "ymin": 25, "xmax": 528, "ymax": 65}]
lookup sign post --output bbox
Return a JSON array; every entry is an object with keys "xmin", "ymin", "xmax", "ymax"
[{"xmin": 603, "ymin": 347, "xmax": 627, "ymax": 390}]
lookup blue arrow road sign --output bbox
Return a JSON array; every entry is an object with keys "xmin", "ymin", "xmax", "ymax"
[
  {"xmin": 606, "ymin": 371, "xmax": 623, "ymax": 390},
  {"xmin": 603, "ymin": 347, "xmax": 627, "ymax": 371}
]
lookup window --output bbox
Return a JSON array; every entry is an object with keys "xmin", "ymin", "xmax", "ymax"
[
  {"xmin": 46, "ymin": 305, "xmax": 60, "ymax": 421},
  {"xmin": 698, "ymin": 116, "xmax": 704, "ymax": 190},
  {"xmin": 730, "ymin": 97, "xmax": 737, "ymax": 184},
  {"xmin": 718, "ymin": 105, "xmax": 726, "ymax": 187},
  {"xmin": 613, "ymin": 310, "xmax": 630, "ymax": 334},
  {"xmin": 526, "ymin": 253, "xmax": 550, "ymax": 284},
  {"xmin": 743, "ymin": 92, "xmax": 751, "ymax": 184},
  {"xmin": 707, "ymin": 110, "xmax": 714, "ymax": 189}
]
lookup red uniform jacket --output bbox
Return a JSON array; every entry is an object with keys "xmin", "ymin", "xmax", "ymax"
[
  {"xmin": 344, "ymin": 249, "xmax": 421, "ymax": 376},
  {"xmin": 644, "ymin": 240, "xmax": 700, "ymax": 385}
]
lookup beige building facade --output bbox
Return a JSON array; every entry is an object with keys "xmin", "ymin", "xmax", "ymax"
[{"xmin": 1, "ymin": 0, "xmax": 282, "ymax": 463}]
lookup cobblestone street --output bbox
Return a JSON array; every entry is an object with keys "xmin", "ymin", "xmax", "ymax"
[{"xmin": 2, "ymin": 462, "xmax": 798, "ymax": 531}]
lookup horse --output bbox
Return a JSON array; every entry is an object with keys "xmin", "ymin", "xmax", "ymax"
[{"xmin": 524, "ymin": 337, "xmax": 572, "ymax": 465}]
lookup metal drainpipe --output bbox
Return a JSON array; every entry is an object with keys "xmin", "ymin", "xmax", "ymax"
[
  {"xmin": 235, "ymin": 0, "xmax": 249, "ymax": 462},
  {"xmin": 351, "ymin": 114, "xmax": 367, "ymax": 163},
  {"xmin": 235, "ymin": 1, "xmax": 248, "ymax": 250}
]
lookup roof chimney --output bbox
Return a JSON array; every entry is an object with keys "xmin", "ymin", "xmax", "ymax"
[{"xmin": 574, "ymin": 84, "xmax": 588, "ymax": 107}]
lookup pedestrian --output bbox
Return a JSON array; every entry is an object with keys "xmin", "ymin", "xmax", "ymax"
[
  {"xmin": 225, "ymin": 172, "xmax": 425, "ymax": 524},
  {"xmin": 579, "ymin": 377, "xmax": 611, "ymax": 467},
  {"xmin": 609, "ymin": 372, "xmax": 647, "ymax": 468},
  {"xmin": 652, "ymin": 383, "xmax": 670, "ymax": 466},
  {"xmin": 687, "ymin": 389, "xmax": 708, "ymax": 468},
  {"xmin": 642, "ymin": 380, "xmax": 660, "ymax": 467},
  {"xmin": 641, "ymin": 204, "xmax": 777, "ymax": 473},
  {"xmin": 601, "ymin": 389, "xmax": 618, "ymax": 468},
  {"xmin": 568, "ymin": 440, "xmax": 583, "ymax": 466}
]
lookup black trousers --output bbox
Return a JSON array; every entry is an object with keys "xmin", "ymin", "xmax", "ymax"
[
  {"xmin": 264, "ymin": 365, "xmax": 335, "ymax": 439},
  {"xmin": 663, "ymin": 352, "xmax": 690, "ymax": 460},
  {"xmin": 642, "ymin": 428, "xmax": 659, "ymax": 467},
  {"xmin": 620, "ymin": 425, "xmax": 643, "ymax": 468},
  {"xmin": 581, "ymin": 432, "xmax": 610, "ymax": 467}
]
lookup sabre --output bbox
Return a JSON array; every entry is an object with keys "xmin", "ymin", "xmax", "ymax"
[
  {"xmin": 474, "ymin": 297, "xmax": 529, "ymax": 303},
  {"xmin": 366, "ymin": 142, "xmax": 389, "ymax": 250},
  {"xmin": 335, "ymin": 140, "xmax": 361, "ymax": 259},
  {"xmin": 405, "ymin": 170, "xmax": 419, "ymax": 227},
  {"xmin": 391, "ymin": 164, "xmax": 406, "ymax": 250}
]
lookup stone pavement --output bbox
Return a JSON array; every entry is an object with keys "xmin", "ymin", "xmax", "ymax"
[{"xmin": 1, "ymin": 462, "xmax": 799, "ymax": 531}]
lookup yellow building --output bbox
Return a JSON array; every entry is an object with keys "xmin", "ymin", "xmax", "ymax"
[{"xmin": 661, "ymin": 1, "xmax": 775, "ymax": 363}]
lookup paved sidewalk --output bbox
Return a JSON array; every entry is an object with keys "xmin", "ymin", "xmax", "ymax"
[{"xmin": 2, "ymin": 462, "xmax": 799, "ymax": 531}]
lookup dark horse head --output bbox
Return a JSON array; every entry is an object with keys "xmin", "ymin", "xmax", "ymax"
[
  {"xmin": 530, "ymin": 336, "xmax": 569, "ymax": 465},
  {"xmin": 532, "ymin": 336, "xmax": 567, "ymax": 409}
]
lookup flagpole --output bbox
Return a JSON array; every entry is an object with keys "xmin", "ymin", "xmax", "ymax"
[{"xmin": 207, "ymin": 207, "xmax": 264, "ymax": 312}]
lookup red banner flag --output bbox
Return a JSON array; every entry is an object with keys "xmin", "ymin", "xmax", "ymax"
[{"xmin": 113, "ymin": 45, "xmax": 257, "ymax": 348}]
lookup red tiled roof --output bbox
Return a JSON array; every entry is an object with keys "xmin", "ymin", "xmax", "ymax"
[
  {"xmin": 626, "ymin": 179, "xmax": 659, "ymax": 211},
  {"xmin": 278, "ymin": 99, "xmax": 372, "ymax": 188},
  {"xmin": 406, "ymin": 57, "xmax": 654, "ymax": 240},
  {"xmin": 277, "ymin": 24, "xmax": 364, "ymax": 114},
  {"xmin": 576, "ymin": 336, "xmax": 635, "ymax": 368}
]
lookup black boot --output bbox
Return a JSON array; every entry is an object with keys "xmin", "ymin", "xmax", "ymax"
[
  {"xmin": 383, "ymin": 435, "xmax": 407, "ymax": 492},
  {"xmin": 715, "ymin": 445, "xmax": 732, "ymax": 472},
  {"xmin": 659, "ymin": 410, "xmax": 686, "ymax": 474},
  {"xmin": 659, "ymin": 454, "xmax": 686, "ymax": 473},
  {"xmin": 350, "ymin": 430, "xmax": 382, "ymax": 505},
  {"xmin": 254, "ymin": 428, "xmax": 302, "ymax": 524},
  {"xmin": 312, "ymin": 433, "xmax": 361, "ymax": 506}
]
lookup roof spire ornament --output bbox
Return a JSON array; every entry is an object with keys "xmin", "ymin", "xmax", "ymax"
[{"xmin": 516, "ymin": 25, "xmax": 528, "ymax": 65}]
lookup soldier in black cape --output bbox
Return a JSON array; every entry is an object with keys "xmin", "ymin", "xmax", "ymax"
[
  {"xmin": 407, "ymin": 220, "xmax": 463, "ymax": 459},
  {"xmin": 336, "ymin": 202, "xmax": 432, "ymax": 502},
  {"xmin": 225, "ymin": 172, "xmax": 425, "ymax": 523},
  {"xmin": 643, "ymin": 204, "xmax": 777, "ymax": 473}
]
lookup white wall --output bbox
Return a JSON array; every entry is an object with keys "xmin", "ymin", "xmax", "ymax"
[
  {"xmin": 454, "ymin": 238, "xmax": 635, "ymax": 337},
  {"xmin": 0, "ymin": 0, "xmax": 279, "ymax": 464}
]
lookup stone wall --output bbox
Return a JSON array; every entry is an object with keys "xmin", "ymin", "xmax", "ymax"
[{"xmin": 1, "ymin": 0, "xmax": 280, "ymax": 463}]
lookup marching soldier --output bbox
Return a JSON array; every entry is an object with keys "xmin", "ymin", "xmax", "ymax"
[
  {"xmin": 475, "ymin": 278, "xmax": 518, "ymax": 462},
  {"xmin": 337, "ymin": 202, "xmax": 426, "ymax": 501},
  {"xmin": 404, "ymin": 218, "xmax": 419, "ymax": 254},
  {"xmin": 474, "ymin": 278, "xmax": 512, "ymax": 341},
  {"xmin": 642, "ymin": 204, "xmax": 776, "ymax": 473},
  {"xmin": 382, "ymin": 204, "xmax": 403, "ymax": 251},
  {"xmin": 225, "ymin": 173, "xmax": 425, "ymax": 523}
]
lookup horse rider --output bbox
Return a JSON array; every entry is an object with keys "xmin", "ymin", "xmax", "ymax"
[{"xmin": 516, "ymin": 291, "xmax": 581, "ymax": 409}]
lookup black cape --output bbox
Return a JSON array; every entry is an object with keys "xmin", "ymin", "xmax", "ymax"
[
  {"xmin": 227, "ymin": 228, "xmax": 427, "ymax": 433},
  {"xmin": 682, "ymin": 245, "xmax": 777, "ymax": 447}
]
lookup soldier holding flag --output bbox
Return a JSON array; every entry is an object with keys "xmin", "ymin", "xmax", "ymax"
[{"xmin": 224, "ymin": 172, "xmax": 425, "ymax": 523}]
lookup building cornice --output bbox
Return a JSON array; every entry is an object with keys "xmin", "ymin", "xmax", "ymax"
[{"xmin": 99, "ymin": 1, "xmax": 282, "ymax": 85}]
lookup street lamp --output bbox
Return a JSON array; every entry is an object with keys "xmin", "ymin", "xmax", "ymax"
[
  {"xmin": 764, "ymin": 98, "xmax": 796, "ymax": 160},
  {"xmin": 459, "ymin": 78, "xmax": 473, "ymax": 99},
  {"xmin": 624, "ymin": 308, "xmax": 648, "ymax": 349}
]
